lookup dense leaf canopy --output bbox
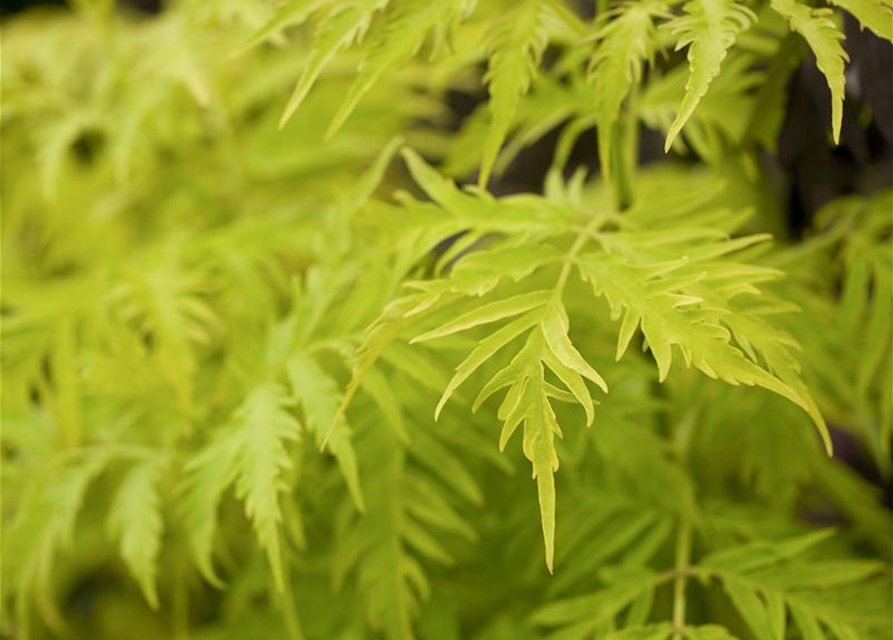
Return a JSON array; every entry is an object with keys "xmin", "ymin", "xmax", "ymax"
[{"xmin": 1, "ymin": 0, "xmax": 891, "ymax": 639}]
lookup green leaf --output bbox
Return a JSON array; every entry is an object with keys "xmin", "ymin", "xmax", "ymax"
[
  {"xmin": 435, "ymin": 309, "xmax": 542, "ymax": 419},
  {"xmin": 181, "ymin": 435, "xmax": 238, "ymax": 588},
  {"xmin": 609, "ymin": 626, "xmax": 675, "ymax": 640},
  {"xmin": 532, "ymin": 571, "xmax": 660, "ymax": 626},
  {"xmin": 111, "ymin": 255, "xmax": 217, "ymax": 408},
  {"xmin": 856, "ymin": 258, "xmax": 892, "ymax": 394},
  {"xmin": 530, "ymin": 381, "xmax": 560, "ymax": 573},
  {"xmin": 589, "ymin": 0, "xmax": 668, "ymax": 177},
  {"xmin": 442, "ymin": 242, "xmax": 564, "ymax": 297},
  {"xmin": 771, "ymin": 0, "xmax": 848, "ymax": 143},
  {"xmin": 107, "ymin": 458, "xmax": 166, "ymax": 609},
  {"xmin": 577, "ymin": 250, "xmax": 830, "ymax": 453},
  {"xmin": 5, "ymin": 453, "xmax": 110, "ymax": 632},
  {"xmin": 700, "ymin": 529, "xmax": 834, "ymax": 573},
  {"xmin": 541, "ymin": 302, "xmax": 609, "ymax": 393},
  {"xmin": 231, "ymin": 383, "xmax": 302, "ymax": 592},
  {"xmin": 474, "ymin": 328, "xmax": 588, "ymax": 573},
  {"xmin": 237, "ymin": 0, "xmax": 333, "ymax": 54},
  {"xmin": 411, "ymin": 290, "xmax": 552, "ymax": 343},
  {"xmin": 288, "ymin": 353, "xmax": 364, "ymax": 511},
  {"xmin": 401, "ymin": 147, "xmax": 475, "ymax": 215},
  {"xmin": 409, "ymin": 429, "xmax": 484, "ymax": 505},
  {"xmin": 745, "ymin": 35, "xmax": 808, "ymax": 150},
  {"xmin": 722, "ymin": 580, "xmax": 776, "ymax": 640},
  {"xmin": 279, "ymin": 0, "xmax": 389, "ymax": 129},
  {"xmin": 328, "ymin": 0, "xmax": 464, "ymax": 137},
  {"xmin": 702, "ymin": 531, "xmax": 887, "ymax": 640},
  {"xmin": 827, "ymin": 0, "xmax": 893, "ymax": 42},
  {"xmin": 479, "ymin": 0, "xmax": 551, "ymax": 187},
  {"xmin": 788, "ymin": 603, "xmax": 825, "ymax": 640},
  {"xmin": 664, "ymin": 0, "xmax": 755, "ymax": 152},
  {"xmin": 360, "ymin": 364, "xmax": 410, "ymax": 441},
  {"xmin": 322, "ymin": 294, "xmax": 423, "ymax": 449},
  {"xmin": 541, "ymin": 344, "xmax": 597, "ymax": 426},
  {"xmin": 401, "ymin": 148, "xmax": 570, "ymax": 234}
]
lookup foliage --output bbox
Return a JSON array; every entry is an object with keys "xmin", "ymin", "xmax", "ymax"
[{"xmin": 1, "ymin": 0, "xmax": 891, "ymax": 639}]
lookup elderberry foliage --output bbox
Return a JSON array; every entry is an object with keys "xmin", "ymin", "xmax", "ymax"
[{"xmin": 1, "ymin": 1, "xmax": 891, "ymax": 639}]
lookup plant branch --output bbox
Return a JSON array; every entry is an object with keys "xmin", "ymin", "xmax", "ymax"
[
  {"xmin": 555, "ymin": 213, "xmax": 619, "ymax": 297},
  {"xmin": 672, "ymin": 521, "xmax": 693, "ymax": 640}
]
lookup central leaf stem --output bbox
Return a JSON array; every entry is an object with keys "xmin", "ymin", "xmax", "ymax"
[
  {"xmin": 672, "ymin": 521, "xmax": 692, "ymax": 639},
  {"xmin": 554, "ymin": 214, "xmax": 614, "ymax": 298}
]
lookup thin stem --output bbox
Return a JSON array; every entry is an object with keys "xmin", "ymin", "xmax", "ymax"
[
  {"xmin": 172, "ymin": 555, "xmax": 189, "ymax": 640},
  {"xmin": 657, "ymin": 564, "xmax": 698, "ymax": 583},
  {"xmin": 671, "ymin": 521, "xmax": 693, "ymax": 640},
  {"xmin": 622, "ymin": 85, "xmax": 640, "ymax": 208},
  {"xmin": 554, "ymin": 230, "xmax": 591, "ymax": 295},
  {"xmin": 278, "ymin": 564, "xmax": 304, "ymax": 640},
  {"xmin": 554, "ymin": 213, "xmax": 619, "ymax": 297},
  {"xmin": 609, "ymin": 92, "xmax": 639, "ymax": 211},
  {"xmin": 304, "ymin": 336, "xmax": 358, "ymax": 356}
]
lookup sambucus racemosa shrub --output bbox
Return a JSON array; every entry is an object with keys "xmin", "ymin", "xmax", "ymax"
[{"xmin": 2, "ymin": 1, "xmax": 892, "ymax": 639}]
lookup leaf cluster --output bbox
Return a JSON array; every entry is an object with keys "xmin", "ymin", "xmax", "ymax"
[{"xmin": 1, "ymin": 1, "xmax": 891, "ymax": 639}]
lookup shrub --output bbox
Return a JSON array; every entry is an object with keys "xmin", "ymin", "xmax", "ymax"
[{"xmin": 2, "ymin": 1, "xmax": 891, "ymax": 639}]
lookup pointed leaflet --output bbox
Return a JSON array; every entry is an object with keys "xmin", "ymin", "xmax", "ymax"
[
  {"xmin": 340, "ymin": 135, "xmax": 404, "ymax": 217},
  {"xmin": 181, "ymin": 435, "xmax": 238, "ymax": 587},
  {"xmin": 771, "ymin": 0, "xmax": 848, "ymax": 143},
  {"xmin": 745, "ymin": 35, "xmax": 808, "ymax": 150},
  {"xmin": 231, "ymin": 383, "xmax": 301, "ymax": 591},
  {"xmin": 827, "ymin": 0, "xmax": 893, "ymax": 42},
  {"xmin": 279, "ymin": 0, "xmax": 389, "ymax": 129},
  {"xmin": 401, "ymin": 147, "xmax": 475, "ymax": 214},
  {"xmin": 526, "ymin": 360, "xmax": 561, "ymax": 573},
  {"xmin": 409, "ymin": 429, "xmax": 484, "ymax": 505},
  {"xmin": 664, "ymin": 0, "xmax": 755, "ymax": 152},
  {"xmin": 411, "ymin": 290, "xmax": 552, "ymax": 342},
  {"xmin": 532, "ymin": 571, "xmax": 664, "ymax": 628},
  {"xmin": 698, "ymin": 529, "xmax": 834, "ymax": 572},
  {"xmin": 479, "ymin": 0, "xmax": 551, "ymax": 187},
  {"xmin": 722, "ymin": 581, "xmax": 776, "ymax": 640},
  {"xmin": 107, "ymin": 459, "xmax": 166, "ymax": 609},
  {"xmin": 237, "ymin": 0, "xmax": 333, "ymax": 54},
  {"xmin": 589, "ymin": 0, "xmax": 668, "ymax": 177},
  {"xmin": 287, "ymin": 353, "xmax": 364, "ymax": 511},
  {"xmin": 542, "ymin": 345, "xmax": 596, "ymax": 425},
  {"xmin": 541, "ymin": 302, "xmax": 609, "ymax": 393},
  {"xmin": 360, "ymin": 364, "xmax": 410, "ymax": 441},
  {"xmin": 327, "ymin": 0, "xmax": 464, "ymax": 138},
  {"xmin": 856, "ymin": 252, "xmax": 892, "ymax": 396},
  {"xmin": 788, "ymin": 603, "xmax": 827, "ymax": 640},
  {"xmin": 400, "ymin": 148, "xmax": 571, "ymax": 234},
  {"xmin": 435, "ymin": 309, "xmax": 543, "ymax": 419},
  {"xmin": 440, "ymin": 242, "xmax": 564, "ymax": 297}
]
